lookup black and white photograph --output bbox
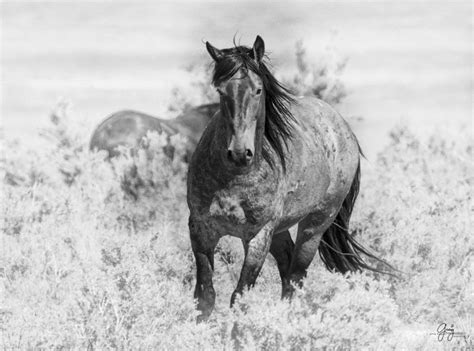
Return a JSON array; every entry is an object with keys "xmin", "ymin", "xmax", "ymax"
[{"xmin": 1, "ymin": 0, "xmax": 472, "ymax": 349}]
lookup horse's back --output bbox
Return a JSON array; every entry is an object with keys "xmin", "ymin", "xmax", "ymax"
[
  {"xmin": 291, "ymin": 96, "xmax": 360, "ymax": 179},
  {"xmin": 90, "ymin": 110, "xmax": 166, "ymax": 157},
  {"xmin": 277, "ymin": 97, "xmax": 361, "ymax": 229}
]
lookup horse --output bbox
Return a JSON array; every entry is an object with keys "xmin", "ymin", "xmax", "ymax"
[
  {"xmin": 187, "ymin": 36, "xmax": 391, "ymax": 321},
  {"xmin": 89, "ymin": 103, "xmax": 219, "ymax": 160}
]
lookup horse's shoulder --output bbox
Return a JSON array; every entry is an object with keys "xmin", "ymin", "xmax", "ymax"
[{"xmin": 188, "ymin": 117, "xmax": 218, "ymax": 176}]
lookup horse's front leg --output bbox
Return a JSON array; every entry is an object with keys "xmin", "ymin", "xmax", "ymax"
[
  {"xmin": 230, "ymin": 222, "xmax": 274, "ymax": 306},
  {"xmin": 189, "ymin": 217, "xmax": 219, "ymax": 322}
]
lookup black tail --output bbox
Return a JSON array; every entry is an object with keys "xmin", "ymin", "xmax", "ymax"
[{"xmin": 318, "ymin": 161, "xmax": 397, "ymax": 276}]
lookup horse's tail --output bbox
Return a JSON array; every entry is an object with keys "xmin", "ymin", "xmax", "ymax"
[{"xmin": 318, "ymin": 161, "xmax": 397, "ymax": 276}]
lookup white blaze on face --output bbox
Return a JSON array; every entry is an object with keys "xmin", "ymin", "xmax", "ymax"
[{"xmin": 219, "ymin": 69, "xmax": 263, "ymax": 159}]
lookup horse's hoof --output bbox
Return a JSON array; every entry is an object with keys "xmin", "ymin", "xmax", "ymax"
[{"xmin": 196, "ymin": 314, "xmax": 209, "ymax": 324}]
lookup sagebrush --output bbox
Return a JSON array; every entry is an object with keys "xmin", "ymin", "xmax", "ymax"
[{"xmin": 1, "ymin": 45, "xmax": 472, "ymax": 349}]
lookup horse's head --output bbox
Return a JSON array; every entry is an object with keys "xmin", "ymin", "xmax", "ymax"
[{"xmin": 206, "ymin": 36, "xmax": 266, "ymax": 168}]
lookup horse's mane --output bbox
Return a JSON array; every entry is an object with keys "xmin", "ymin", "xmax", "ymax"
[{"xmin": 211, "ymin": 45, "xmax": 296, "ymax": 171}]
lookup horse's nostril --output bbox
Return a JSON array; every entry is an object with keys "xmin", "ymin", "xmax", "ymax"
[
  {"xmin": 227, "ymin": 150, "xmax": 233, "ymax": 160},
  {"xmin": 245, "ymin": 149, "xmax": 253, "ymax": 158}
]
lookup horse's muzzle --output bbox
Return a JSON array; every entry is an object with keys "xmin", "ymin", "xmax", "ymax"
[{"xmin": 227, "ymin": 148, "xmax": 253, "ymax": 167}]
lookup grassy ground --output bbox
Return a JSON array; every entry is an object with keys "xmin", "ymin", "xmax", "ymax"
[
  {"xmin": 1, "ymin": 100, "xmax": 472, "ymax": 349},
  {"xmin": 1, "ymin": 46, "xmax": 473, "ymax": 349}
]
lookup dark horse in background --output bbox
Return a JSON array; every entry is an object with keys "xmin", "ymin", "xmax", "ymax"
[
  {"xmin": 89, "ymin": 103, "xmax": 219, "ymax": 159},
  {"xmin": 90, "ymin": 104, "xmax": 219, "ymax": 199},
  {"xmin": 187, "ymin": 36, "xmax": 392, "ymax": 321}
]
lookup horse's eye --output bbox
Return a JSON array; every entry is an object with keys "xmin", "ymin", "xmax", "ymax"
[{"xmin": 255, "ymin": 88, "xmax": 262, "ymax": 95}]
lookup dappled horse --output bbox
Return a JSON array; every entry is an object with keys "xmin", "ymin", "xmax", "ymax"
[
  {"xmin": 89, "ymin": 103, "xmax": 219, "ymax": 160},
  {"xmin": 187, "ymin": 36, "xmax": 390, "ymax": 321}
]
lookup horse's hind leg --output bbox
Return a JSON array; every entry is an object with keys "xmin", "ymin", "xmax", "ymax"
[
  {"xmin": 230, "ymin": 222, "xmax": 274, "ymax": 307},
  {"xmin": 269, "ymin": 230, "xmax": 295, "ymax": 298},
  {"xmin": 286, "ymin": 214, "xmax": 335, "ymax": 298},
  {"xmin": 189, "ymin": 218, "xmax": 219, "ymax": 322}
]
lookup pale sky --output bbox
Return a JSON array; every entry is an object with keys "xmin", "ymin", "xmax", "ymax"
[{"xmin": 1, "ymin": 1, "xmax": 472, "ymax": 156}]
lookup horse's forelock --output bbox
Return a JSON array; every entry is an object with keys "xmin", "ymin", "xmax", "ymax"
[{"xmin": 212, "ymin": 46, "xmax": 253, "ymax": 85}]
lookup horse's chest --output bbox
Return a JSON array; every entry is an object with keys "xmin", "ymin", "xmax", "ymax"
[{"xmin": 204, "ymin": 179, "xmax": 281, "ymax": 237}]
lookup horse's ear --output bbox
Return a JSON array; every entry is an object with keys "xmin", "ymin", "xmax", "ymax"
[
  {"xmin": 252, "ymin": 35, "xmax": 265, "ymax": 63},
  {"xmin": 206, "ymin": 42, "xmax": 224, "ymax": 62}
]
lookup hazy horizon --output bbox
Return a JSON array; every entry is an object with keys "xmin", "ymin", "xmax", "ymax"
[{"xmin": 1, "ymin": 1, "xmax": 472, "ymax": 158}]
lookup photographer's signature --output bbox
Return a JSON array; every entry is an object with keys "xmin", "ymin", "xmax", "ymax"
[{"xmin": 430, "ymin": 323, "xmax": 471, "ymax": 343}]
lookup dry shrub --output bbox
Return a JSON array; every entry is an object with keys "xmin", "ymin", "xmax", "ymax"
[
  {"xmin": 283, "ymin": 40, "xmax": 348, "ymax": 106},
  {"xmin": 1, "ymin": 45, "xmax": 472, "ymax": 349}
]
